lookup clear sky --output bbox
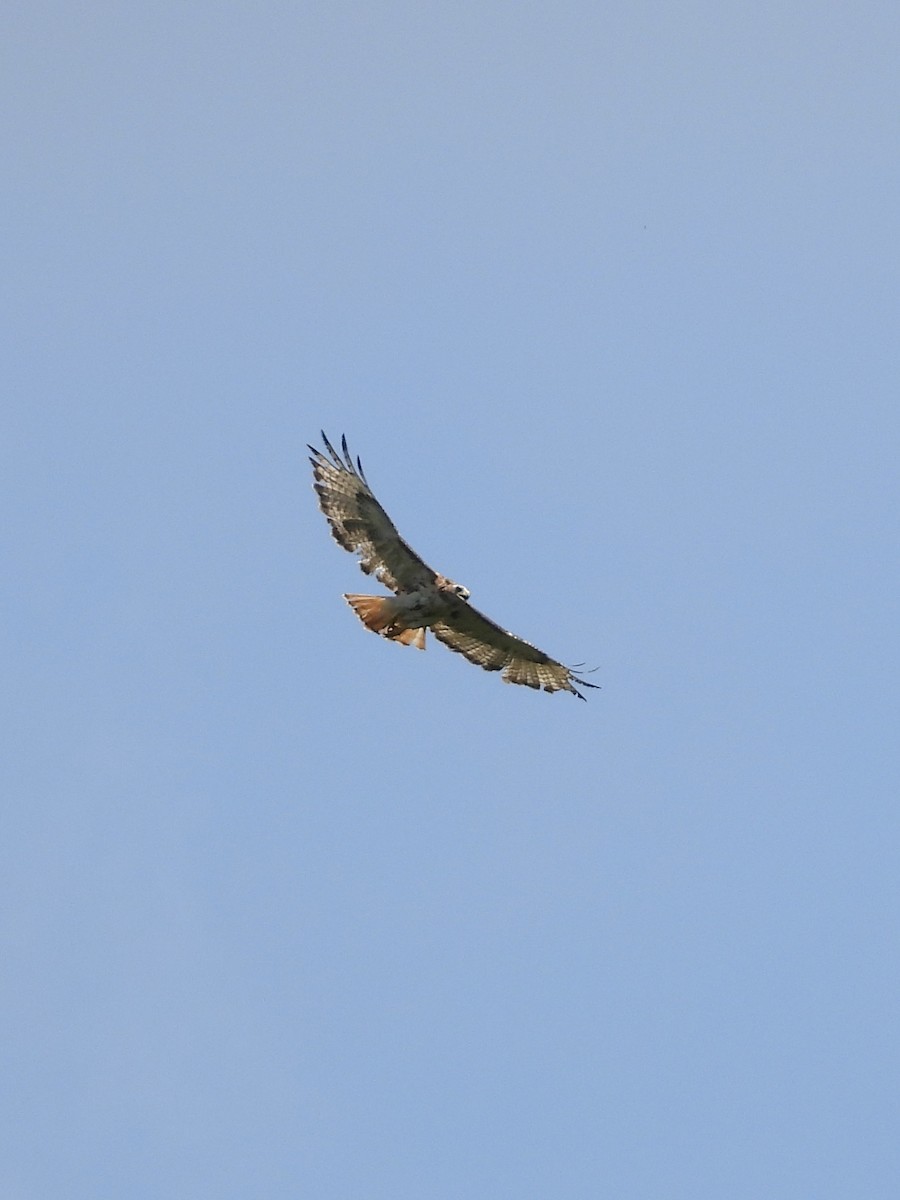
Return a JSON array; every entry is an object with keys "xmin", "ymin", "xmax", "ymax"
[{"xmin": 4, "ymin": 3, "xmax": 900, "ymax": 1197}]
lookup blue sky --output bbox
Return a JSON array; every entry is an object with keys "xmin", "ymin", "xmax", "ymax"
[{"xmin": 4, "ymin": 2, "xmax": 900, "ymax": 1196}]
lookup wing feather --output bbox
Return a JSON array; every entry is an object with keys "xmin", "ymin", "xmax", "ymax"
[
  {"xmin": 308, "ymin": 432, "xmax": 436, "ymax": 593},
  {"xmin": 431, "ymin": 603, "xmax": 599, "ymax": 701}
]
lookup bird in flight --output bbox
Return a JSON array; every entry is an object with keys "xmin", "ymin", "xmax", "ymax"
[{"xmin": 309, "ymin": 432, "xmax": 598, "ymax": 700}]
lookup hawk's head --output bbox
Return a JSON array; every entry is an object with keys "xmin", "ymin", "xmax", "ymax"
[{"xmin": 437, "ymin": 575, "xmax": 470, "ymax": 602}]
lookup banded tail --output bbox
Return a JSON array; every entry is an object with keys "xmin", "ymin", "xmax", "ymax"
[{"xmin": 344, "ymin": 594, "xmax": 426, "ymax": 650}]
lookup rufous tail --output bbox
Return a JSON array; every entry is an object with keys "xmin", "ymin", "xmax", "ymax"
[{"xmin": 344, "ymin": 595, "xmax": 426, "ymax": 650}]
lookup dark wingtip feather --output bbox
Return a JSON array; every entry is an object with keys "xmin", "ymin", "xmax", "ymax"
[
  {"xmin": 572, "ymin": 673, "xmax": 601, "ymax": 690},
  {"xmin": 340, "ymin": 434, "xmax": 356, "ymax": 473},
  {"xmin": 568, "ymin": 666, "xmax": 600, "ymax": 699},
  {"xmin": 320, "ymin": 430, "xmax": 343, "ymax": 468}
]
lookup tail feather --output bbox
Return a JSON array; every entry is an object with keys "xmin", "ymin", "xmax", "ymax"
[
  {"xmin": 344, "ymin": 593, "xmax": 393, "ymax": 633},
  {"xmin": 344, "ymin": 595, "xmax": 426, "ymax": 650}
]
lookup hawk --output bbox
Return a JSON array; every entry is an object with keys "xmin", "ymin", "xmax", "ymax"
[{"xmin": 309, "ymin": 432, "xmax": 598, "ymax": 700}]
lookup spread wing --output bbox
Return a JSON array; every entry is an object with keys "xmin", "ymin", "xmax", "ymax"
[
  {"xmin": 431, "ymin": 604, "xmax": 599, "ymax": 701},
  {"xmin": 308, "ymin": 432, "xmax": 437, "ymax": 593}
]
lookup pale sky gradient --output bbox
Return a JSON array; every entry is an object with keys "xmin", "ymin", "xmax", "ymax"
[{"xmin": 4, "ymin": 3, "xmax": 900, "ymax": 1197}]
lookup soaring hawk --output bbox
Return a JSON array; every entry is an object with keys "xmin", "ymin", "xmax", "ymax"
[{"xmin": 309, "ymin": 432, "xmax": 598, "ymax": 700}]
